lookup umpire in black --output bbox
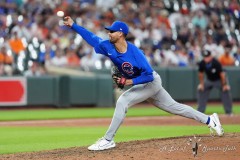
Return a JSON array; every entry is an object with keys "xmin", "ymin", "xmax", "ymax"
[{"xmin": 197, "ymin": 50, "xmax": 232, "ymax": 115}]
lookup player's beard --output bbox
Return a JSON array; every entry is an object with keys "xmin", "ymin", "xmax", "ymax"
[{"xmin": 109, "ymin": 36, "xmax": 118, "ymax": 44}]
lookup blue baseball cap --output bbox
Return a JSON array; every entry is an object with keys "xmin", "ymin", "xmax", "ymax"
[{"xmin": 105, "ymin": 21, "xmax": 129, "ymax": 35}]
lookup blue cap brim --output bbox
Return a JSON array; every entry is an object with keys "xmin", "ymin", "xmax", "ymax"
[{"xmin": 105, "ymin": 26, "xmax": 114, "ymax": 31}]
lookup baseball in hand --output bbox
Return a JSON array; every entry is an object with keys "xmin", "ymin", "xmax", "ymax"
[{"xmin": 63, "ymin": 16, "xmax": 74, "ymax": 27}]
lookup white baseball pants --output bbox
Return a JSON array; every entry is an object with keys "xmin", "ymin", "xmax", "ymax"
[{"xmin": 104, "ymin": 71, "xmax": 209, "ymax": 141}]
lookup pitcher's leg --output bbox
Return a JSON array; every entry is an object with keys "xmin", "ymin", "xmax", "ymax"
[
  {"xmin": 104, "ymin": 83, "xmax": 160, "ymax": 141},
  {"xmin": 149, "ymin": 87, "xmax": 209, "ymax": 124},
  {"xmin": 104, "ymin": 96, "xmax": 127, "ymax": 141}
]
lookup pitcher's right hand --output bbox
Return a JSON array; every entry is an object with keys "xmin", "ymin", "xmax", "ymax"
[{"xmin": 63, "ymin": 16, "xmax": 74, "ymax": 27}]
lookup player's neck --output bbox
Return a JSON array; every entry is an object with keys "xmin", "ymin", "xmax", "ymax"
[{"xmin": 114, "ymin": 39, "xmax": 127, "ymax": 54}]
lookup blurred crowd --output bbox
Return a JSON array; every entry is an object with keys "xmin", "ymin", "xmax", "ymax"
[{"xmin": 0, "ymin": 0, "xmax": 240, "ymax": 76}]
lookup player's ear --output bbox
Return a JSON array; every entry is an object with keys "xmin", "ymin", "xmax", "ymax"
[
  {"xmin": 120, "ymin": 32, "xmax": 127, "ymax": 38},
  {"xmin": 119, "ymin": 32, "xmax": 125, "ymax": 38}
]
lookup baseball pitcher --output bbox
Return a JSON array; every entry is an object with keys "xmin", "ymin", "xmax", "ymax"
[{"xmin": 64, "ymin": 17, "xmax": 224, "ymax": 151}]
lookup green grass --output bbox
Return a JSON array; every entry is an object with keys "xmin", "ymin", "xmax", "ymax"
[
  {"xmin": 0, "ymin": 105, "xmax": 239, "ymax": 121},
  {"xmin": 0, "ymin": 125, "xmax": 239, "ymax": 154}
]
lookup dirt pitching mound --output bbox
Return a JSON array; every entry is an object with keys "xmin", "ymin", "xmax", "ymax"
[{"xmin": 1, "ymin": 133, "xmax": 239, "ymax": 160}]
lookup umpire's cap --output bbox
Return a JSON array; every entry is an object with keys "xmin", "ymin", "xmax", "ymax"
[
  {"xmin": 105, "ymin": 21, "xmax": 129, "ymax": 35},
  {"xmin": 202, "ymin": 50, "xmax": 211, "ymax": 57}
]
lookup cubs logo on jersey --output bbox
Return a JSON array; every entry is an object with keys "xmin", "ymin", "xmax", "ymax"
[{"xmin": 122, "ymin": 62, "xmax": 134, "ymax": 75}]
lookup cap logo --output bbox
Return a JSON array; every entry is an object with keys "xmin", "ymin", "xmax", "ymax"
[{"xmin": 105, "ymin": 21, "xmax": 129, "ymax": 35}]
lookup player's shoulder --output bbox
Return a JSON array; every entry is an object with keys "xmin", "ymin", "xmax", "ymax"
[
  {"xmin": 99, "ymin": 39, "xmax": 109, "ymax": 45},
  {"xmin": 99, "ymin": 40, "xmax": 113, "ymax": 48},
  {"xmin": 127, "ymin": 41, "xmax": 142, "ymax": 52},
  {"xmin": 99, "ymin": 39, "xmax": 110, "ymax": 44},
  {"xmin": 127, "ymin": 41, "xmax": 137, "ymax": 48}
]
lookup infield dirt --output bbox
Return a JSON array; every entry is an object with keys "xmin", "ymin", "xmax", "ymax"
[{"xmin": 0, "ymin": 133, "xmax": 239, "ymax": 160}]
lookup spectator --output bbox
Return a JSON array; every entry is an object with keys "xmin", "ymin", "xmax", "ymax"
[
  {"xmin": 176, "ymin": 47, "xmax": 189, "ymax": 67},
  {"xmin": 0, "ymin": 62, "xmax": 5, "ymax": 76},
  {"xmin": 203, "ymin": 35, "xmax": 219, "ymax": 57},
  {"xmin": 11, "ymin": 20, "xmax": 31, "ymax": 42},
  {"xmin": 80, "ymin": 52, "xmax": 95, "ymax": 71},
  {"xmin": 143, "ymin": 47, "xmax": 155, "ymax": 66},
  {"xmin": 215, "ymin": 40, "xmax": 226, "ymax": 58},
  {"xmin": 131, "ymin": 24, "xmax": 149, "ymax": 42},
  {"xmin": 191, "ymin": 0, "xmax": 206, "ymax": 11},
  {"xmin": 66, "ymin": 48, "xmax": 80, "ymax": 67},
  {"xmin": 222, "ymin": 13, "xmax": 235, "ymax": 32},
  {"xmin": 8, "ymin": 31, "xmax": 25, "ymax": 63},
  {"xmin": 187, "ymin": 39, "xmax": 201, "ymax": 64},
  {"xmin": 158, "ymin": 10, "xmax": 171, "ymax": 29},
  {"xmin": 233, "ymin": 47, "xmax": 240, "ymax": 66},
  {"xmin": 218, "ymin": 44, "xmax": 235, "ymax": 66},
  {"xmin": 160, "ymin": 29, "xmax": 175, "ymax": 50},
  {"xmin": 214, "ymin": 25, "xmax": 228, "ymax": 45},
  {"xmin": 0, "ymin": 0, "xmax": 239, "ymax": 75},
  {"xmin": 161, "ymin": 49, "xmax": 179, "ymax": 67},
  {"xmin": 96, "ymin": 0, "xmax": 117, "ymax": 11},
  {"xmin": 24, "ymin": 61, "xmax": 43, "ymax": 77},
  {"xmin": 0, "ymin": 46, "xmax": 13, "ymax": 65},
  {"xmin": 197, "ymin": 50, "xmax": 232, "ymax": 115},
  {"xmin": 191, "ymin": 10, "xmax": 208, "ymax": 30},
  {"xmin": 49, "ymin": 48, "xmax": 68, "ymax": 67},
  {"xmin": 0, "ymin": 46, "xmax": 13, "ymax": 76}
]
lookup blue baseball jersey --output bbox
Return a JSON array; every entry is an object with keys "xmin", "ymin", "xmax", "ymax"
[{"xmin": 71, "ymin": 23, "xmax": 154, "ymax": 85}]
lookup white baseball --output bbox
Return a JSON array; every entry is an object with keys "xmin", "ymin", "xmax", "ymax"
[{"xmin": 57, "ymin": 11, "xmax": 64, "ymax": 17}]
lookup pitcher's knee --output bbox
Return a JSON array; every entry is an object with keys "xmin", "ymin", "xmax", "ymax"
[{"xmin": 116, "ymin": 98, "xmax": 128, "ymax": 114}]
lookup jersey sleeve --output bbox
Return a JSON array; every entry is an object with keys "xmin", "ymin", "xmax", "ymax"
[
  {"xmin": 132, "ymin": 50, "xmax": 154, "ymax": 85},
  {"xmin": 132, "ymin": 72, "xmax": 154, "ymax": 85},
  {"xmin": 71, "ymin": 23, "xmax": 102, "ymax": 48},
  {"xmin": 94, "ymin": 41, "xmax": 108, "ymax": 55},
  {"xmin": 71, "ymin": 23, "xmax": 108, "ymax": 55}
]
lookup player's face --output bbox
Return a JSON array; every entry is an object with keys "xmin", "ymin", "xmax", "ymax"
[{"xmin": 108, "ymin": 31, "xmax": 120, "ymax": 43}]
